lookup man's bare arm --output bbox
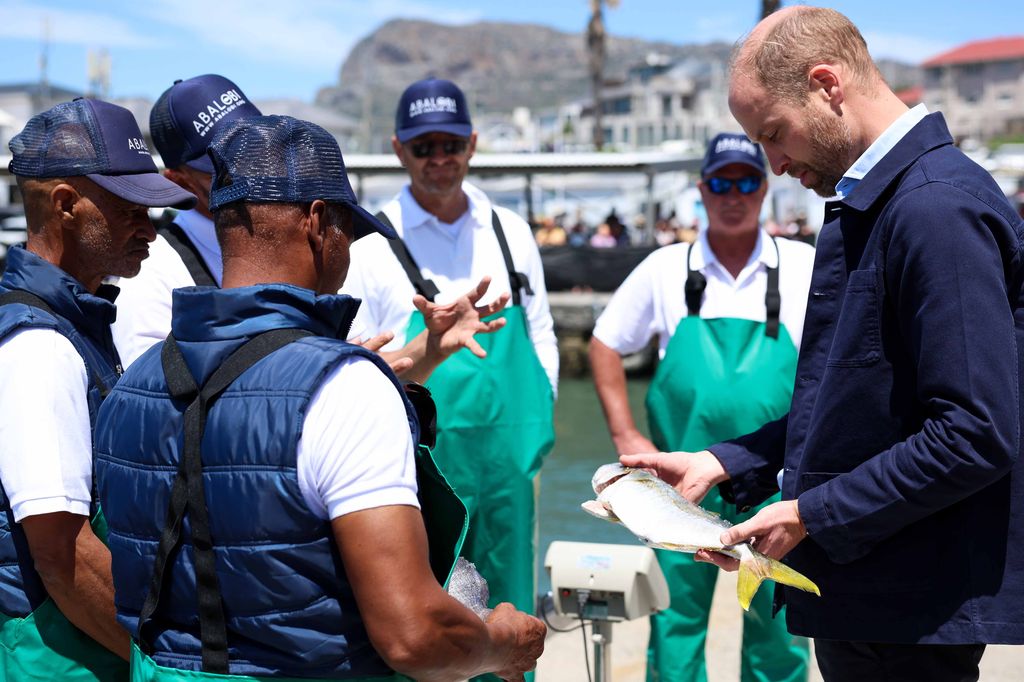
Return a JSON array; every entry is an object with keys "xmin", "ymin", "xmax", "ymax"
[
  {"xmin": 334, "ymin": 505, "xmax": 544, "ymax": 681},
  {"xmin": 589, "ymin": 336, "xmax": 657, "ymax": 455},
  {"xmin": 21, "ymin": 512, "xmax": 130, "ymax": 659}
]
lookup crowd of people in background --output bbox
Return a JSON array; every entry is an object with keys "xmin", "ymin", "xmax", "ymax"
[{"xmin": 533, "ymin": 207, "xmax": 816, "ymax": 249}]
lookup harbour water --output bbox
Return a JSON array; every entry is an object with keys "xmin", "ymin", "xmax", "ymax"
[{"xmin": 536, "ymin": 376, "xmax": 652, "ymax": 593}]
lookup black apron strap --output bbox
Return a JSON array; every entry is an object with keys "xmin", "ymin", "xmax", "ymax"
[
  {"xmin": 158, "ymin": 222, "xmax": 218, "ymax": 287},
  {"xmin": 683, "ymin": 243, "xmax": 706, "ymax": 317},
  {"xmin": 765, "ymin": 237, "xmax": 781, "ymax": 339},
  {"xmin": 140, "ymin": 328, "xmax": 312, "ymax": 674},
  {"xmin": 0, "ymin": 290, "xmax": 114, "ymax": 397},
  {"xmin": 375, "ymin": 211, "xmax": 441, "ymax": 302},
  {"xmin": 0, "ymin": 290, "xmax": 55, "ymax": 316},
  {"xmin": 490, "ymin": 210, "xmax": 532, "ymax": 307}
]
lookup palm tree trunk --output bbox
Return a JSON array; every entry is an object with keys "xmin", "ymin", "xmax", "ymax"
[
  {"xmin": 587, "ymin": 0, "xmax": 607, "ymax": 150},
  {"xmin": 761, "ymin": 0, "xmax": 781, "ymax": 19}
]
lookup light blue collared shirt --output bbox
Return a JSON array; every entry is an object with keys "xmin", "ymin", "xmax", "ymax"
[
  {"xmin": 833, "ymin": 104, "xmax": 929, "ymax": 200},
  {"xmin": 173, "ymin": 209, "xmax": 223, "ymax": 286}
]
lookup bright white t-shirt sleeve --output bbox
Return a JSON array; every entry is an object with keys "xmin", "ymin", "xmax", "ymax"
[
  {"xmin": 593, "ymin": 252, "xmax": 662, "ymax": 356},
  {"xmin": 296, "ymin": 356, "xmax": 420, "ymax": 521},
  {"xmin": 111, "ymin": 234, "xmax": 195, "ymax": 368},
  {"xmin": 0, "ymin": 327, "xmax": 92, "ymax": 521}
]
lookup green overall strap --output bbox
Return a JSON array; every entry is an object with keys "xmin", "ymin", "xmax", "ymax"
[
  {"xmin": 375, "ymin": 209, "xmax": 532, "ymax": 306},
  {"xmin": 764, "ymin": 237, "xmax": 781, "ymax": 339},
  {"xmin": 158, "ymin": 223, "xmax": 218, "ymax": 287},
  {"xmin": 375, "ymin": 211, "xmax": 441, "ymax": 302},
  {"xmin": 139, "ymin": 329, "xmax": 312, "ymax": 674},
  {"xmin": 683, "ymin": 237, "xmax": 781, "ymax": 337},
  {"xmin": 489, "ymin": 210, "xmax": 533, "ymax": 306}
]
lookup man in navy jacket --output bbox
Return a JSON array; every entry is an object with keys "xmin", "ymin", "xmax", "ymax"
[{"xmin": 625, "ymin": 7, "xmax": 1024, "ymax": 681}]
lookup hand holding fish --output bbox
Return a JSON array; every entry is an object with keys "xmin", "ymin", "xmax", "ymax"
[
  {"xmin": 695, "ymin": 499, "xmax": 807, "ymax": 571},
  {"xmin": 485, "ymin": 602, "xmax": 547, "ymax": 681},
  {"xmin": 584, "ymin": 464, "xmax": 820, "ymax": 610},
  {"xmin": 620, "ymin": 450, "xmax": 730, "ymax": 505}
]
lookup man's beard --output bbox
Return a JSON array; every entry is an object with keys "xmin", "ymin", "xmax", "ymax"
[{"xmin": 801, "ymin": 107, "xmax": 854, "ymax": 198}]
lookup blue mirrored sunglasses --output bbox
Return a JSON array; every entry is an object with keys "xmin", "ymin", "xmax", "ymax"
[
  {"xmin": 409, "ymin": 139, "xmax": 470, "ymax": 159},
  {"xmin": 706, "ymin": 175, "xmax": 763, "ymax": 195}
]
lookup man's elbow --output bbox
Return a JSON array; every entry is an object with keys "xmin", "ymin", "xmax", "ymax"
[
  {"xmin": 30, "ymin": 541, "xmax": 78, "ymax": 594},
  {"xmin": 370, "ymin": 611, "xmax": 480, "ymax": 678}
]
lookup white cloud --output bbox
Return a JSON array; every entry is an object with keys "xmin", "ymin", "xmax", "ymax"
[
  {"xmin": 129, "ymin": 0, "xmax": 482, "ymax": 67},
  {"xmin": 0, "ymin": 0, "xmax": 160, "ymax": 48},
  {"xmin": 862, "ymin": 31, "xmax": 954, "ymax": 64}
]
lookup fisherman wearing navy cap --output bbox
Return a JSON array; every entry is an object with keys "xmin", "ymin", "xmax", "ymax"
[
  {"xmin": 114, "ymin": 74, "xmax": 509, "ymax": 383},
  {"xmin": 0, "ymin": 98, "xmax": 195, "ymax": 681},
  {"xmin": 111, "ymin": 74, "xmax": 262, "ymax": 367},
  {"xmin": 590, "ymin": 133, "xmax": 815, "ymax": 682},
  {"xmin": 93, "ymin": 114, "xmax": 546, "ymax": 681},
  {"xmin": 342, "ymin": 81, "xmax": 558, "ymax": 664}
]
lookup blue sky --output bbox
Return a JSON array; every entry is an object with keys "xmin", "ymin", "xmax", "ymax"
[{"xmin": 2, "ymin": 1, "xmax": 1020, "ymax": 101}]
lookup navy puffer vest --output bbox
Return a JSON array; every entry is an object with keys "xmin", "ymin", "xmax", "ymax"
[
  {"xmin": 94, "ymin": 284, "xmax": 418, "ymax": 678},
  {"xmin": 0, "ymin": 247, "xmax": 121, "ymax": 617}
]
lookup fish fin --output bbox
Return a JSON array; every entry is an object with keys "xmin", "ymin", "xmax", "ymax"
[
  {"xmin": 655, "ymin": 542, "xmax": 699, "ymax": 553},
  {"xmin": 737, "ymin": 553, "xmax": 821, "ymax": 611},
  {"xmin": 581, "ymin": 500, "xmax": 621, "ymax": 524}
]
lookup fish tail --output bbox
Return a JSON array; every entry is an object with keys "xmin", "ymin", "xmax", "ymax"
[{"xmin": 736, "ymin": 553, "xmax": 821, "ymax": 611}]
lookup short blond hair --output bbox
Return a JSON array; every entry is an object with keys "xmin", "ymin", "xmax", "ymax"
[{"xmin": 734, "ymin": 6, "xmax": 880, "ymax": 105}]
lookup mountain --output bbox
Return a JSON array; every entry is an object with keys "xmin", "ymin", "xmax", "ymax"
[
  {"xmin": 316, "ymin": 19, "xmax": 733, "ymax": 151},
  {"xmin": 316, "ymin": 19, "xmax": 921, "ymax": 152}
]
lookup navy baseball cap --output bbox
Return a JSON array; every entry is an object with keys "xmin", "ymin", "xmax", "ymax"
[
  {"xmin": 701, "ymin": 133, "xmax": 766, "ymax": 177},
  {"xmin": 395, "ymin": 78, "xmax": 472, "ymax": 143},
  {"xmin": 207, "ymin": 115, "xmax": 397, "ymax": 241},
  {"xmin": 9, "ymin": 98, "xmax": 196, "ymax": 209},
  {"xmin": 150, "ymin": 74, "xmax": 261, "ymax": 174}
]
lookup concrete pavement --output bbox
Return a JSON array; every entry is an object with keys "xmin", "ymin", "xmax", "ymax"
[{"xmin": 535, "ymin": 569, "xmax": 1023, "ymax": 681}]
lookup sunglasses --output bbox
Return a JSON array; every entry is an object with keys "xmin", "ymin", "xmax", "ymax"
[
  {"xmin": 705, "ymin": 175, "xmax": 763, "ymax": 195},
  {"xmin": 408, "ymin": 139, "xmax": 470, "ymax": 159}
]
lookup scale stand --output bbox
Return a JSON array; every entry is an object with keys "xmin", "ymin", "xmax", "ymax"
[{"xmin": 591, "ymin": 620, "xmax": 614, "ymax": 682}]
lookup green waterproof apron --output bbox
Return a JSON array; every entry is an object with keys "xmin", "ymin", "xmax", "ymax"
[
  {"xmin": 389, "ymin": 210, "xmax": 555, "ymax": 682},
  {"xmin": 643, "ymin": 240, "xmax": 809, "ymax": 682},
  {"xmin": 0, "ymin": 507, "xmax": 129, "ymax": 681},
  {"xmin": 131, "ymin": 331, "xmax": 468, "ymax": 682}
]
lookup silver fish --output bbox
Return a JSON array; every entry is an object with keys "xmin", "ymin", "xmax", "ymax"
[
  {"xmin": 446, "ymin": 557, "xmax": 492, "ymax": 620},
  {"xmin": 582, "ymin": 463, "xmax": 820, "ymax": 610}
]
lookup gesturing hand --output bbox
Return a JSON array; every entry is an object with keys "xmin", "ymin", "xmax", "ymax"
[
  {"xmin": 416, "ymin": 276, "xmax": 511, "ymax": 359},
  {"xmin": 349, "ymin": 331, "xmax": 413, "ymax": 374},
  {"xmin": 695, "ymin": 499, "xmax": 807, "ymax": 571}
]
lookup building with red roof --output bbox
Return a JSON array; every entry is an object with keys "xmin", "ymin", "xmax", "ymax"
[{"xmin": 922, "ymin": 37, "xmax": 1024, "ymax": 142}]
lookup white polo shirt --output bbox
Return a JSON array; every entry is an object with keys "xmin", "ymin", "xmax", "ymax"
[
  {"xmin": 343, "ymin": 181, "xmax": 559, "ymax": 395},
  {"xmin": 593, "ymin": 229, "xmax": 815, "ymax": 356},
  {"xmin": 112, "ymin": 210, "xmax": 222, "ymax": 368}
]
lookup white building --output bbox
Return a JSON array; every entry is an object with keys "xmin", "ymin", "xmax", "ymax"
[{"xmin": 554, "ymin": 55, "xmax": 738, "ymax": 152}]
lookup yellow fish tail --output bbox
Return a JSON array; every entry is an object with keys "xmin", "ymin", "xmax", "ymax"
[{"xmin": 736, "ymin": 553, "xmax": 821, "ymax": 611}]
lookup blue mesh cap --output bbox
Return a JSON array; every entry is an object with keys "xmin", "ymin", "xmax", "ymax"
[
  {"xmin": 701, "ymin": 132, "xmax": 765, "ymax": 177},
  {"xmin": 150, "ymin": 74, "xmax": 262, "ymax": 174},
  {"xmin": 9, "ymin": 98, "xmax": 196, "ymax": 209},
  {"xmin": 207, "ymin": 115, "xmax": 397, "ymax": 240},
  {"xmin": 395, "ymin": 78, "xmax": 472, "ymax": 143}
]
